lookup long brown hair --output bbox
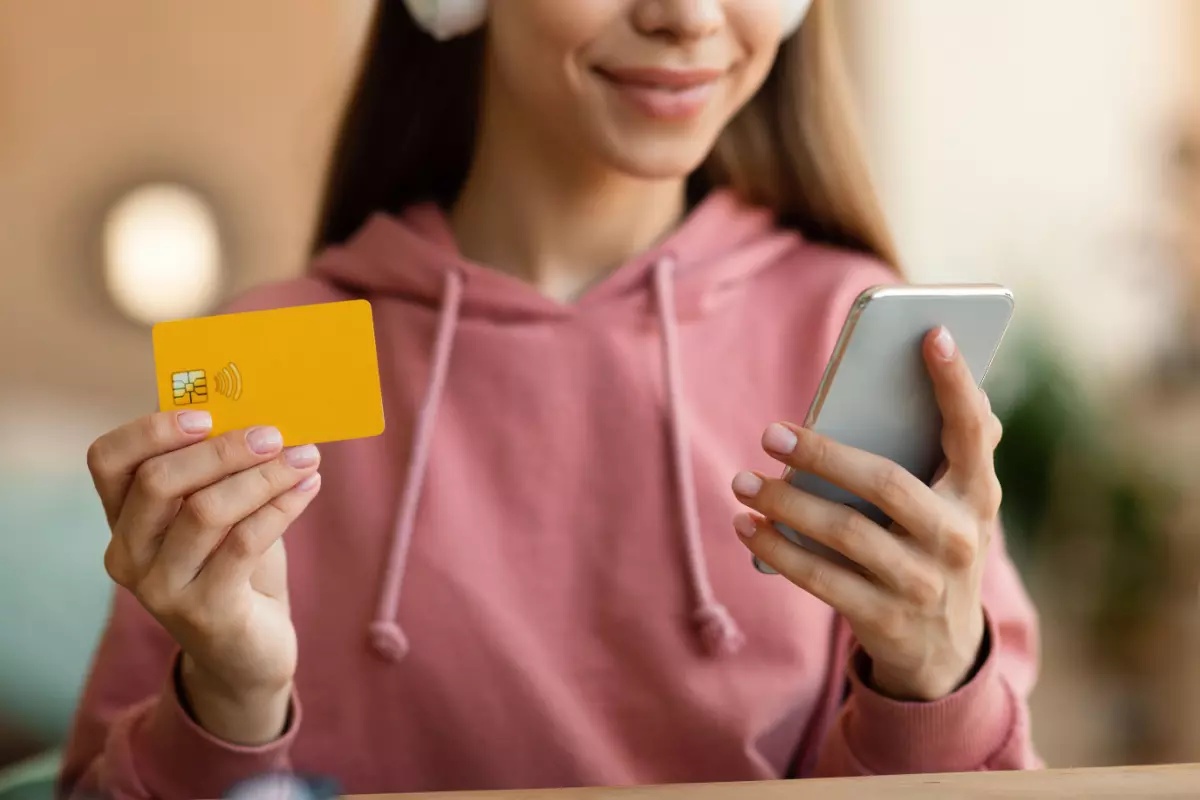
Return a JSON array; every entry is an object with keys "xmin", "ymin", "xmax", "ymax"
[{"xmin": 312, "ymin": 1, "xmax": 900, "ymax": 270}]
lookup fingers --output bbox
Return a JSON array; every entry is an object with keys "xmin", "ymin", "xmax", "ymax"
[
  {"xmin": 731, "ymin": 471, "xmax": 942, "ymax": 600},
  {"xmin": 130, "ymin": 472, "xmax": 320, "ymax": 646},
  {"xmin": 201, "ymin": 473, "xmax": 322, "ymax": 591},
  {"xmin": 980, "ymin": 389, "xmax": 1003, "ymax": 448},
  {"xmin": 147, "ymin": 444, "xmax": 322, "ymax": 591},
  {"xmin": 731, "ymin": 509, "xmax": 892, "ymax": 620},
  {"xmin": 923, "ymin": 327, "xmax": 996, "ymax": 486},
  {"xmin": 759, "ymin": 422, "xmax": 942, "ymax": 545},
  {"xmin": 115, "ymin": 426, "xmax": 292, "ymax": 571},
  {"xmin": 88, "ymin": 411, "xmax": 214, "ymax": 526}
]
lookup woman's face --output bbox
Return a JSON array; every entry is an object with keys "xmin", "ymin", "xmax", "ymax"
[{"xmin": 485, "ymin": 0, "xmax": 785, "ymax": 180}]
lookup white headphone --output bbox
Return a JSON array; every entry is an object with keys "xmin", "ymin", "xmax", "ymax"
[{"xmin": 403, "ymin": 0, "xmax": 815, "ymax": 42}]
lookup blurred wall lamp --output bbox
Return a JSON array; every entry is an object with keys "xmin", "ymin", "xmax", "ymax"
[{"xmin": 102, "ymin": 182, "xmax": 223, "ymax": 325}]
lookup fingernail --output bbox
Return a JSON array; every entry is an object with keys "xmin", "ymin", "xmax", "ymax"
[
  {"xmin": 763, "ymin": 423, "xmax": 798, "ymax": 455},
  {"xmin": 294, "ymin": 473, "xmax": 321, "ymax": 492},
  {"xmin": 732, "ymin": 471, "xmax": 764, "ymax": 497},
  {"xmin": 177, "ymin": 411, "xmax": 212, "ymax": 434},
  {"xmin": 733, "ymin": 512, "xmax": 758, "ymax": 538},
  {"xmin": 980, "ymin": 388, "xmax": 992, "ymax": 412},
  {"xmin": 285, "ymin": 444, "xmax": 320, "ymax": 468},
  {"xmin": 246, "ymin": 426, "xmax": 283, "ymax": 455},
  {"xmin": 933, "ymin": 327, "xmax": 956, "ymax": 360}
]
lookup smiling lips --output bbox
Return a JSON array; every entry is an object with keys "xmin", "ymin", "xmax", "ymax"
[{"xmin": 595, "ymin": 66, "xmax": 724, "ymax": 121}]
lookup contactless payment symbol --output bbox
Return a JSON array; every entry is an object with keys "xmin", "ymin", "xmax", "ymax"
[
  {"xmin": 170, "ymin": 362, "xmax": 243, "ymax": 405},
  {"xmin": 214, "ymin": 362, "xmax": 244, "ymax": 400}
]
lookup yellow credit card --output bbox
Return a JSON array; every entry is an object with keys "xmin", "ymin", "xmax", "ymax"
[{"xmin": 152, "ymin": 299, "xmax": 386, "ymax": 445}]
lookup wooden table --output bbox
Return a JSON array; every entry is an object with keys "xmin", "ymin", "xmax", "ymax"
[{"xmin": 363, "ymin": 764, "xmax": 1200, "ymax": 799}]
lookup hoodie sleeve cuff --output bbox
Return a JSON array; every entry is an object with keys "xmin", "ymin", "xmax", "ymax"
[
  {"xmin": 128, "ymin": 654, "xmax": 301, "ymax": 798},
  {"xmin": 838, "ymin": 612, "xmax": 1018, "ymax": 774}
]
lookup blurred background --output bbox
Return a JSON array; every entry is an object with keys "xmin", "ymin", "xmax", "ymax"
[{"xmin": 2, "ymin": 0, "xmax": 1200, "ymax": 792}]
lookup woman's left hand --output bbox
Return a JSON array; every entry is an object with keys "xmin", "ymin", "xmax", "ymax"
[{"xmin": 731, "ymin": 327, "xmax": 1003, "ymax": 702}]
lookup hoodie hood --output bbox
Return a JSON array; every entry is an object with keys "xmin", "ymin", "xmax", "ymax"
[
  {"xmin": 313, "ymin": 189, "xmax": 799, "ymax": 320},
  {"xmin": 310, "ymin": 189, "xmax": 804, "ymax": 663}
]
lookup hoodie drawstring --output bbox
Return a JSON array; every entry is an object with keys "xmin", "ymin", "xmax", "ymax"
[
  {"xmin": 370, "ymin": 268, "xmax": 465, "ymax": 662},
  {"xmin": 653, "ymin": 256, "xmax": 746, "ymax": 657},
  {"xmin": 369, "ymin": 259, "xmax": 744, "ymax": 662}
]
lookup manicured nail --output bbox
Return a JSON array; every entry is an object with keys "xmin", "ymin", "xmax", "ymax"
[
  {"xmin": 733, "ymin": 512, "xmax": 758, "ymax": 538},
  {"xmin": 933, "ymin": 327, "xmax": 956, "ymax": 360},
  {"xmin": 246, "ymin": 426, "xmax": 284, "ymax": 455},
  {"xmin": 177, "ymin": 410, "xmax": 212, "ymax": 434},
  {"xmin": 294, "ymin": 473, "xmax": 321, "ymax": 492},
  {"xmin": 732, "ymin": 471, "xmax": 764, "ymax": 497},
  {"xmin": 763, "ymin": 423, "xmax": 798, "ymax": 455},
  {"xmin": 285, "ymin": 444, "xmax": 320, "ymax": 468}
]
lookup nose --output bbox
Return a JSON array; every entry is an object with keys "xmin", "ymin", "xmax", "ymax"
[{"xmin": 634, "ymin": 0, "xmax": 725, "ymax": 41}]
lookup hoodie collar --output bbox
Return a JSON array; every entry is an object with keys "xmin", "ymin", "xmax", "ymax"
[{"xmin": 311, "ymin": 189, "xmax": 797, "ymax": 319}]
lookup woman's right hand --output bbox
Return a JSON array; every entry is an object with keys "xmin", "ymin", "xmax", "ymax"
[{"xmin": 87, "ymin": 409, "xmax": 322, "ymax": 746}]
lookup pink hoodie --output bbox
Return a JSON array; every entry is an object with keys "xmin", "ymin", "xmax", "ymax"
[{"xmin": 61, "ymin": 191, "xmax": 1040, "ymax": 799}]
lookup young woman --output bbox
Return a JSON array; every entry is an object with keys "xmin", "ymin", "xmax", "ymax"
[{"xmin": 62, "ymin": 1, "xmax": 1040, "ymax": 797}]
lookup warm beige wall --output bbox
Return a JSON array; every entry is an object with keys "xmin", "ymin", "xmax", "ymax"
[
  {"xmin": 1188, "ymin": 0, "xmax": 1200, "ymax": 111},
  {"xmin": 845, "ymin": 0, "xmax": 1189, "ymax": 392},
  {"xmin": 0, "ymin": 1, "xmax": 366, "ymax": 464}
]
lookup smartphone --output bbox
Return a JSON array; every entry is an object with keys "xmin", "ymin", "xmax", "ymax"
[{"xmin": 755, "ymin": 284, "xmax": 1015, "ymax": 575}]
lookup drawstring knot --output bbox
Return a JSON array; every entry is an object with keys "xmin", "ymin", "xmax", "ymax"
[
  {"xmin": 369, "ymin": 620, "xmax": 410, "ymax": 662},
  {"xmin": 694, "ymin": 602, "xmax": 746, "ymax": 657}
]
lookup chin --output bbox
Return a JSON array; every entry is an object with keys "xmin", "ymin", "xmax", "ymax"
[{"xmin": 595, "ymin": 132, "xmax": 719, "ymax": 182}]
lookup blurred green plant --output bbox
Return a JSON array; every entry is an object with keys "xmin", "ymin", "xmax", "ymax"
[
  {"xmin": 989, "ymin": 337, "xmax": 1078, "ymax": 556},
  {"xmin": 991, "ymin": 333, "xmax": 1175, "ymax": 669}
]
